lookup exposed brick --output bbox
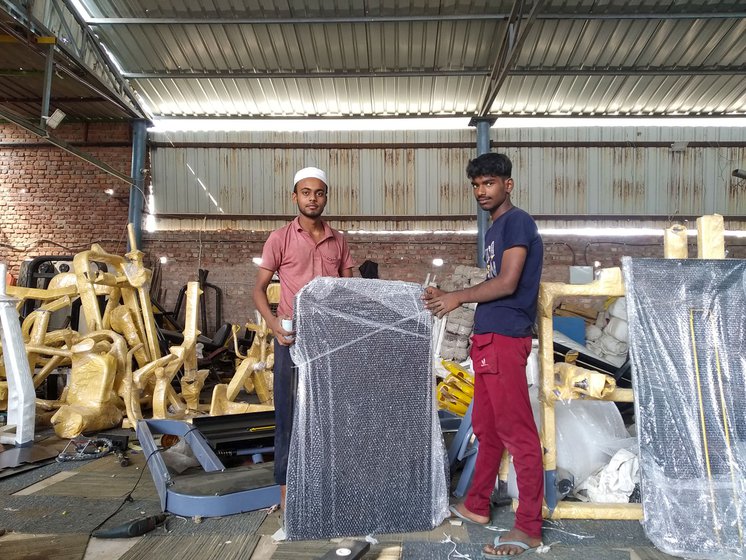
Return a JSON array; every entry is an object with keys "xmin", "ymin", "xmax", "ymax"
[{"xmin": 1, "ymin": 122, "xmax": 131, "ymax": 279}]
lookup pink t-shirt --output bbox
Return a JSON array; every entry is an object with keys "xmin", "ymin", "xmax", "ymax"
[{"xmin": 260, "ymin": 217, "xmax": 354, "ymax": 318}]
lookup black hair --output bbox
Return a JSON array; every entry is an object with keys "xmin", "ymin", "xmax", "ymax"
[{"xmin": 466, "ymin": 152, "xmax": 512, "ymax": 180}]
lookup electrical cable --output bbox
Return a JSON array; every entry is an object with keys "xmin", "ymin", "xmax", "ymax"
[
  {"xmin": 88, "ymin": 445, "xmax": 166, "ymax": 536},
  {"xmin": 544, "ymin": 242, "xmax": 577, "ymax": 265},
  {"xmin": 0, "ymin": 239, "xmax": 125, "ymax": 253},
  {"xmin": 707, "ymin": 311, "xmax": 744, "ymax": 546},
  {"xmin": 688, "ymin": 308, "xmax": 722, "ymax": 546}
]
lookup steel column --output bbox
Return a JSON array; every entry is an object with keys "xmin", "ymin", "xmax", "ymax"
[
  {"xmin": 471, "ymin": 118, "xmax": 494, "ymax": 268},
  {"xmin": 128, "ymin": 119, "xmax": 148, "ymax": 250},
  {"xmin": 39, "ymin": 43, "xmax": 54, "ymax": 128}
]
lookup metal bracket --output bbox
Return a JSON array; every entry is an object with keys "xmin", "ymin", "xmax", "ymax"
[{"xmin": 136, "ymin": 419, "xmax": 280, "ymax": 517}]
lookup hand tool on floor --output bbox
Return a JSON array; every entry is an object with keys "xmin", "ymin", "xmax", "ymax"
[{"xmin": 91, "ymin": 514, "xmax": 168, "ymax": 538}]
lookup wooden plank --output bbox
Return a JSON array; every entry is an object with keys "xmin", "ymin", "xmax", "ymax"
[
  {"xmin": 12, "ymin": 471, "xmax": 77, "ymax": 496},
  {"xmin": 119, "ymin": 534, "xmax": 259, "ymax": 560},
  {"xmin": 0, "ymin": 532, "xmax": 88, "ymax": 560},
  {"xmin": 27, "ymin": 471, "xmax": 157, "ymax": 499},
  {"xmin": 629, "ymin": 547, "xmax": 683, "ymax": 560}
]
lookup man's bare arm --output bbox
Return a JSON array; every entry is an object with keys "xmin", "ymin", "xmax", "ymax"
[
  {"xmin": 252, "ymin": 267, "xmax": 293, "ymax": 345},
  {"xmin": 423, "ymin": 246, "xmax": 527, "ymax": 318}
]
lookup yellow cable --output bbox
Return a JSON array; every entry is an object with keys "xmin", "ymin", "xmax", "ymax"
[
  {"xmin": 689, "ymin": 308, "xmax": 721, "ymax": 544},
  {"xmin": 709, "ymin": 313, "xmax": 743, "ymax": 545}
]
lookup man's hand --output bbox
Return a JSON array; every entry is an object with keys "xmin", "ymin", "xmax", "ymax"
[
  {"xmin": 422, "ymin": 286, "xmax": 461, "ymax": 318},
  {"xmin": 271, "ymin": 317, "xmax": 296, "ymax": 346}
]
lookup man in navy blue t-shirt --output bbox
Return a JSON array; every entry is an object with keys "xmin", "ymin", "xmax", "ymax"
[{"xmin": 424, "ymin": 153, "xmax": 543, "ymax": 556}]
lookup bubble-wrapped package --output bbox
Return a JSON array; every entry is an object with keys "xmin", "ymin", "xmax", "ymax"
[
  {"xmin": 622, "ymin": 257, "xmax": 746, "ymax": 559},
  {"xmin": 286, "ymin": 277, "xmax": 450, "ymax": 540}
]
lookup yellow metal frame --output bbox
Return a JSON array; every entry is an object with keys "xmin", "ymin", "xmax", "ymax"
[{"xmin": 536, "ymin": 214, "xmax": 725, "ymax": 519}]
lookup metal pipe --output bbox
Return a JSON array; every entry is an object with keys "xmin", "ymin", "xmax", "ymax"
[
  {"xmin": 128, "ymin": 119, "xmax": 148, "ymax": 250},
  {"xmin": 510, "ymin": 66, "xmax": 746, "ymax": 76},
  {"xmin": 39, "ymin": 43, "xmax": 55, "ymax": 128},
  {"xmin": 149, "ymin": 111, "xmax": 746, "ymax": 121},
  {"xmin": 88, "ymin": 15, "xmax": 512, "ymax": 25},
  {"xmin": 122, "ymin": 69, "xmax": 490, "ymax": 79},
  {"xmin": 473, "ymin": 118, "xmax": 493, "ymax": 268},
  {"xmin": 479, "ymin": 0, "xmax": 545, "ymax": 117},
  {"xmin": 86, "ymin": 12, "xmax": 746, "ymax": 25},
  {"xmin": 149, "ymin": 140, "xmax": 746, "ymax": 150}
]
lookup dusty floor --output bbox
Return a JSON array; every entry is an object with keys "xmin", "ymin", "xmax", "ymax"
[{"xmin": 0, "ymin": 430, "xmax": 679, "ymax": 560}]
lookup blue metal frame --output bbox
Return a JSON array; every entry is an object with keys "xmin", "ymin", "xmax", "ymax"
[
  {"xmin": 136, "ymin": 419, "xmax": 281, "ymax": 517},
  {"xmin": 447, "ymin": 401, "xmax": 480, "ymax": 498},
  {"xmin": 544, "ymin": 469, "xmax": 558, "ymax": 512}
]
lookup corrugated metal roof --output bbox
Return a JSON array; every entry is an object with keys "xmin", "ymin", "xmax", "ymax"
[
  {"xmin": 3, "ymin": 1, "xmax": 745, "ymax": 121},
  {"xmin": 133, "ymin": 76, "xmax": 484, "ymax": 117},
  {"xmin": 66, "ymin": 0, "xmax": 746, "ymax": 119}
]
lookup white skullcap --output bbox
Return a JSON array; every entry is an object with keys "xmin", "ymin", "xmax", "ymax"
[{"xmin": 293, "ymin": 166, "xmax": 328, "ymax": 188}]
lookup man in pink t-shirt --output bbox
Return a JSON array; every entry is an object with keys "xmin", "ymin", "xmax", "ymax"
[{"xmin": 253, "ymin": 166, "xmax": 354, "ymax": 508}]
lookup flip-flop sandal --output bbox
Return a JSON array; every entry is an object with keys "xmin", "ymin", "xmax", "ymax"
[
  {"xmin": 448, "ymin": 504, "xmax": 490, "ymax": 527},
  {"xmin": 482, "ymin": 537, "xmax": 542, "ymax": 558}
]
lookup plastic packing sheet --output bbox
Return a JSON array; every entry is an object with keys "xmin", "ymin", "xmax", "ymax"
[
  {"xmin": 622, "ymin": 257, "xmax": 746, "ymax": 559},
  {"xmin": 285, "ymin": 278, "xmax": 449, "ymax": 540}
]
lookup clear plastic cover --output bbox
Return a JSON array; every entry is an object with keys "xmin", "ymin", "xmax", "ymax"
[
  {"xmin": 622, "ymin": 257, "xmax": 746, "ymax": 559},
  {"xmin": 285, "ymin": 277, "xmax": 449, "ymax": 540}
]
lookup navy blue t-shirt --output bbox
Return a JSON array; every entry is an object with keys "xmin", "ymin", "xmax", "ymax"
[{"xmin": 473, "ymin": 207, "xmax": 543, "ymax": 338}]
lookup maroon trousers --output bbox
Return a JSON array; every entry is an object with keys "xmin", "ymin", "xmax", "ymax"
[{"xmin": 464, "ymin": 332, "xmax": 544, "ymax": 538}]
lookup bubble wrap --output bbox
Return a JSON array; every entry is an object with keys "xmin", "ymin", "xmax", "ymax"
[
  {"xmin": 622, "ymin": 257, "xmax": 746, "ymax": 559},
  {"xmin": 285, "ymin": 277, "xmax": 450, "ymax": 540}
]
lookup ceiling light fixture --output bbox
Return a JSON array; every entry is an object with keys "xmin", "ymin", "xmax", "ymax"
[{"xmin": 44, "ymin": 108, "xmax": 66, "ymax": 129}]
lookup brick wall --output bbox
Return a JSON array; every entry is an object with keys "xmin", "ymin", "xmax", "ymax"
[
  {"xmin": 142, "ymin": 228, "xmax": 746, "ymax": 330},
  {"xmin": 0, "ymin": 122, "xmax": 132, "ymax": 277}
]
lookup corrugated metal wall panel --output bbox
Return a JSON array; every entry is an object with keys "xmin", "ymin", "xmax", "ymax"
[
  {"xmin": 150, "ymin": 127, "xmax": 746, "ymax": 226},
  {"xmin": 151, "ymin": 143, "xmax": 476, "ymax": 216}
]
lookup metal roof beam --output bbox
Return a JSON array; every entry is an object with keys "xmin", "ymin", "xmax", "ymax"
[
  {"xmin": 510, "ymin": 66, "xmax": 746, "ymax": 76},
  {"xmin": 85, "ymin": 12, "xmax": 746, "ymax": 25},
  {"xmin": 0, "ymin": 22, "xmax": 138, "ymax": 116},
  {"xmin": 121, "ymin": 69, "xmax": 491, "ymax": 79},
  {"xmin": 0, "ymin": 105, "xmax": 135, "ymax": 185},
  {"xmin": 477, "ymin": 0, "xmax": 545, "ymax": 117},
  {"xmin": 149, "ymin": 112, "xmax": 746, "ymax": 121},
  {"xmin": 0, "ymin": 96, "xmax": 108, "ymax": 103},
  {"xmin": 89, "ymin": 15, "xmax": 510, "ymax": 24},
  {"xmin": 56, "ymin": 0, "xmax": 145, "ymax": 116},
  {"xmin": 0, "ymin": 0, "xmax": 144, "ymax": 118}
]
